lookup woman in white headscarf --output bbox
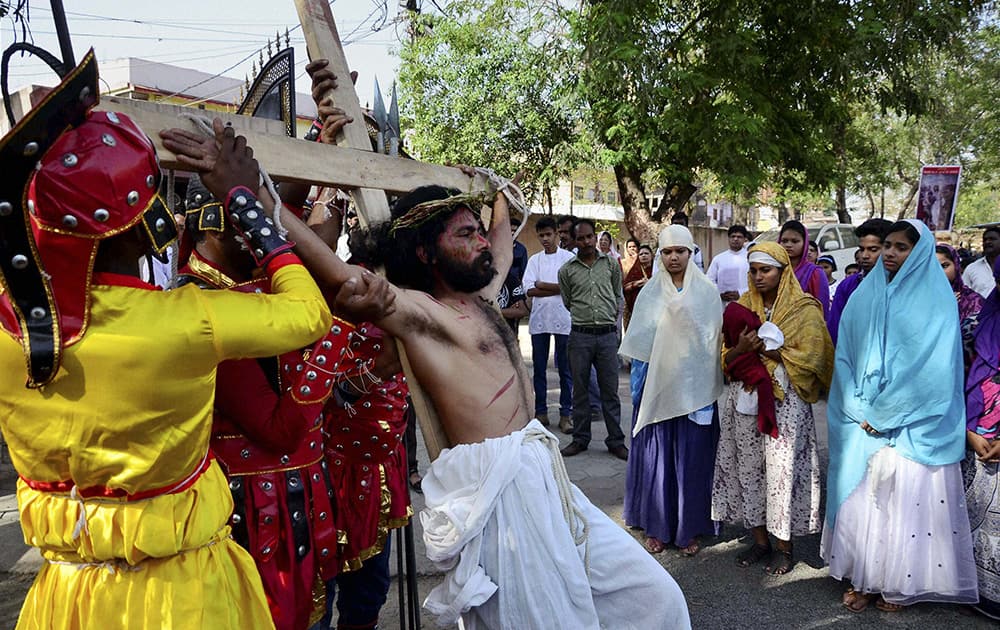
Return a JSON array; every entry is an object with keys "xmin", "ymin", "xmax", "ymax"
[
  {"xmin": 620, "ymin": 225, "xmax": 725, "ymax": 555},
  {"xmin": 598, "ymin": 230, "xmax": 622, "ymax": 261}
]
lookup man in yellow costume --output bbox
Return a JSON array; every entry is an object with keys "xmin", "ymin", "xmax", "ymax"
[{"xmin": 0, "ymin": 52, "xmax": 392, "ymax": 629}]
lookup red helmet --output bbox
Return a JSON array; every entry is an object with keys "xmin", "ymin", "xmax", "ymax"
[{"xmin": 0, "ymin": 50, "xmax": 176, "ymax": 387}]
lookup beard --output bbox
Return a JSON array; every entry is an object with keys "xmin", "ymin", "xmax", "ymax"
[{"xmin": 436, "ymin": 249, "xmax": 497, "ymax": 293}]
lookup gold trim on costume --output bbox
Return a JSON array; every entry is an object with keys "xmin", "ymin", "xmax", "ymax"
[{"xmin": 340, "ymin": 463, "xmax": 413, "ymax": 573}]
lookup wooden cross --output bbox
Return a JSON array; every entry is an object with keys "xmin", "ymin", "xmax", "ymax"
[{"xmin": 113, "ymin": 1, "xmax": 468, "ymax": 459}]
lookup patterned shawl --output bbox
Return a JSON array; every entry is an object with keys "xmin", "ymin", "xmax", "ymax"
[{"xmin": 737, "ymin": 241, "xmax": 834, "ymax": 404}]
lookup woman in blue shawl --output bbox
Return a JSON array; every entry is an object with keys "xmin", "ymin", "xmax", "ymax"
[{"xmin": 823, "ymin": 220, "xmax": 977, "ymax": 613}]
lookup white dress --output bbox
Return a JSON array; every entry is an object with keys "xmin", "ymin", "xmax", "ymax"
[{"xmin": 822, "ymin": 446, "xmax": 979, "ymax": 605}]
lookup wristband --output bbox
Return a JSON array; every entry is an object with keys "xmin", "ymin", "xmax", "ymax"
[{"xmin": 224, "ymin": 186, "xmax": 294, "ymax": 267}]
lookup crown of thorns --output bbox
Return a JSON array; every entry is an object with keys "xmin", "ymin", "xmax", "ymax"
[{"xmin": 389, "ymin": 191, "xmax": 487, "ymax": 235}]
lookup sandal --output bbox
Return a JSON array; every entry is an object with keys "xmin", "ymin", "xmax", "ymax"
[
  {"xmin": 736, "ymin": 543, "xmax": 771, "ymax": 567},
  {"xmin": 875, "ymin": 597, "xmax": 904, "ymax": 613},
  {"xmin": 679, "ymin": 540, "xmax": 701, "ymax": 557},
  {"xmin": 842, "ymin": 588, "xmax": 872, "ymax": 613},
  {"xmin": 766, "ymin": 549, "xmax": 794, "ymax": 575},
  {"xmin": 645, "ymin": 536, "xmax": 666, "ymax": 554}
]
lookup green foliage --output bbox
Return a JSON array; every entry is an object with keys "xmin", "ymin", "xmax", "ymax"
[
  {"xmin": 576, "ymin": 0, "xmax": 986, "ymax": 199},
  {"xmin": 398, "ymin": 1, "xmax": 586, "ymax": 204}
]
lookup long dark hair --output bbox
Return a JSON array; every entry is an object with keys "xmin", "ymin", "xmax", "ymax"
[{"xmin": 351, "ymin": 185, "xmax": 463, "ymax": 292}]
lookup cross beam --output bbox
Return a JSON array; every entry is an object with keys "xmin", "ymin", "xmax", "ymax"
[{"xmin": 109, "ymin": 96, "xmax": 487, "ymax": 195}]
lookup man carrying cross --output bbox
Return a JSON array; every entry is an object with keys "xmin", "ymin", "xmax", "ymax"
[{"xmin": 162, "ymin": 104, "xmax": 691, "ymax": 630}]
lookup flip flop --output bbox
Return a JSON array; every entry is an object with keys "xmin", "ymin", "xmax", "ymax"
[
  {"xmin": 645, "ymin": 536, "xmax": 665, "ymax": 554},
  {"xmin": 679, "ymin": 541, "xmax": 701, "ymax": 557},
  {"xmin": 842, "ymin": 588, "xmax": 871, "ymax": 614},
  {"xmin": 875, "ymin": 597, "xmax": 904, "ymax": 613}
]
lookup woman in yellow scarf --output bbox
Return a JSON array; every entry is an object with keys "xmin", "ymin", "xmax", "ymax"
[{"xmin": 711, "ymin": 241, "xmax": 834, "ymax": 575}]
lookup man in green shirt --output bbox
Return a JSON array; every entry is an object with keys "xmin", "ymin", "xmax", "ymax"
[{"xmin": 557, "ymin": 218, "xmax": 628, "ymax": 460}]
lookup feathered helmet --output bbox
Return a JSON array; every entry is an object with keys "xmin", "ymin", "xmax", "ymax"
[{"xmin": 0, "ymin": 50, "xmax": 177, "ymax": 388}]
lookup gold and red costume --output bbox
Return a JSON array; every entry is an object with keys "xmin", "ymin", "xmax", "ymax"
[
  {"xmin": 0, "ymin": 53, "xmax": 332, "ymax": 629},
  {"xmin": 323, "ymin": 323, "xmax": 412, "ymax": 573},
  {"xmin": 180, "ymin": 249, "xmax": 352, "ymax": 630}
]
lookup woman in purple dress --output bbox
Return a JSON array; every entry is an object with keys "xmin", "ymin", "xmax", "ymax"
[
  {"xmin": 620, "ymin": 225, "xmax": 724, "ymax": 556},
  {"xmin": 779, "ymin": 220, "xmax": 830, "ymax": 318},
  {"xmin": 937, "ymin": 243, "xmax": 984, "ymax": 371}
]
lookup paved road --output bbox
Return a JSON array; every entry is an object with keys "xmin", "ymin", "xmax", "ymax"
[{"xmin": 0, "ymin": 326, "xmax": 993, "ymax": 628}]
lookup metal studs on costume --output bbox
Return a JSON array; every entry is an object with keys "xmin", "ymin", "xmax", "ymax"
[
  {"xmin": 62, "ymin": 153, "xmax": 78, "ymax": 167},
  {"xmin": 62, "ymin": 215, "xmax": 78, "ymax": 228},
  {"xmin": 11, "ymin": 255, "xmax": 28, "ymax": 270},
  {"xmin": 26, "ymin": 200, "xmax": 34, "ymax": 214},
  {"xmin": 332, "ymin": 325, "xmax": 341, "ymax": 335},
  {"xmin": 280, "ymin": 455, "xmax": 290, "ymax": 464},
  {"xmin": 145, "ymin": 175, "xmax": 155, "ymax": 188},
  {"xmin": 292, "ymin": 510, "xmax": 302, "ymax": 521},
  {"xmin": 106, "ymin": 111, "xmax": 120, "ymax": 124},
  {"xmin": 297, "ymin": 545, "xmax": 307, "ymax": 556},
  {"xmin": 231, "ymin": 514, "xmax": 242, "ymax": 524},
  {"xmin": 322, "ymin": 340, "xmax": 333, "ymax": 350},
  {"xmin": 321, "ymin": 548, "xmax": 330, "ymax": 557},
  {"xmin": 229, "ymin": 479, "xmax": 241, "ymax": 490},
  {"xmin": 0, "ymin": 202, "xmax": 11, "ymax": 216},
  {"xmin": 79, "ymin": 86, "xmax": 91, "ymax": 101},
  {"xmin": 300, "ymin": 385, "xmax": 311, "ymax": 396},
  {"xmin": 155, "ymin": 218, "xmax": 168, "ymax": 232},
  {"xmin": 261, "ymin": 481, "xmax": 273, "ymax": 491},
  {"xmin": 262, "ymin": 545, "xmax": 272, "ymax": 555},
  {"xmin": 30, "ymin": 307, "xmax": 46, "ymax": 320},
  {"xmin": 127, "ymin": 191, "xmax": 139, "ymax": 206},
  {"xmin": 235, "ymin": 195, "xmax": 247, "ymax": 207},
  {"xmin": 241, "ymin": 448, "xmax": 251, "ymax": 459},
  {"xmin": 319, "ymin": 511, "xmax": 328, "ymax": 520},
  {"xmin": 93, "ymin": 209, "xmax": 110, "ymax": 222},
  {"xmin": 306, "ymin": 370, "xmax": 317, "ymax": 381},
  {"xmin": 101, "ymin": 134, "xmax": 116, "ymax": 147},
  {"xmin": 246, "ymin": 209, "xmax": 257, "ymax": 219},
  {"xmin": 260, "ymin": 227, "xmax": 271, "ymax": 237},
  {"xmin": 23, "ymin": 142, "xmax": 39, "ymax": 156},
  {"xmin": 316, "ymin": 355, "xmax": 327, "ymax": 365}
]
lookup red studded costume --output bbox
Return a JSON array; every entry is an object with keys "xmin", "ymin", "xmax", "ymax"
[
  {"xmin": 323, "ymin": 323, "xmax": 412, "ymax": 572},
  {"xmin": 179, "ymin": 219, "xmax": 353, "ymax": 628}
]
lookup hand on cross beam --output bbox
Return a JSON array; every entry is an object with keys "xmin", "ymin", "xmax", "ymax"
[
  {"xmin": 159, "ymin": 118, "xmax": 397, "ymax": 324},
  {"xmin": 307, "ymin": 59, "xmax": 357, "ymax": 145}
]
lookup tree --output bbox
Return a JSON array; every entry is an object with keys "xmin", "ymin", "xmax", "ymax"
[
  {"xmin": 575, "ymin": 1, "xmax": 987, "ymax": 239},
  {"xmin": 398, "ymin": 0, "xmax": 586, "ymax": 210}
]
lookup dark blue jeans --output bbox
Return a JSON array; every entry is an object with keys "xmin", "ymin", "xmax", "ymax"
[
  {"xmin": 312, "ymin": 541, "xmax": 392, "ymax": 629},
  {"xmin": 568, "ymin": 330, "xmax": 625, "ymax": 448},
  {"xmin": 530, "ymin": 332, "xmax": 572, "ymax": 418}
]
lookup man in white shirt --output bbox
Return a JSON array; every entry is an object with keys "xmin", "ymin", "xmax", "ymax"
[
  {"xmin": 963, "ymin": 226, "xmax": 1000, "ymax": 297},
  {"xmin": 706, "ymin": 224, "xmax": 750, "ymax": 302},
  {"xmin": 523, "ymin": 216, "xmax": 576, "ymax": 431}
]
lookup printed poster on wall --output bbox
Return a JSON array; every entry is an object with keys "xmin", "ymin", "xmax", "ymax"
[{"xmin": 915, "ymin": 165, "xmax": 962, "ymax": 232}]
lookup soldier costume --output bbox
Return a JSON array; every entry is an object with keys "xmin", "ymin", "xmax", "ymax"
[
  {"xmin": 314, "ymin": 323, "xmax": 413, "ymax": 629},
  {"xmin": 0, "ymin": 52, "xmax": 333, "ymax": 629},
  {"xmin": 179, "ymin": 179, "xmax": 356, "ymax": 630}
]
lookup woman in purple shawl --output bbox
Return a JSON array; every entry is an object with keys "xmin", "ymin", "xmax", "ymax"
[
  {"xmin": 963, "ymin": 256, "xmax": 1000, "ymax": 620},
  {"xmin": 779, "ymin": 221, "xmax": 829, "ymax": 319},
  {"xmin": 937, "ymin": 243, "xmax": 984, "ymax": 371}
]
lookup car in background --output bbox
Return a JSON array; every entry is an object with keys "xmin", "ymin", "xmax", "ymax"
[{"xmin": 753, "ymin": 223, "xmax": 857, "ymax": 281}]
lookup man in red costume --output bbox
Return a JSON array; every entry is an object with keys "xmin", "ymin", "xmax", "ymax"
[{"xmin": 177, "ymin": 175, "xmax": 394, "ymax": 630}]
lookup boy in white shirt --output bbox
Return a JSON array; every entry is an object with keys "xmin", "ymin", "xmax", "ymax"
[
  {"xmin": 522, "ymin": 216, "xmax": 576, "ymax": 431},
  {"xmin": 706, "ymin": 224, "xmax": 750, "ymax": 302}
]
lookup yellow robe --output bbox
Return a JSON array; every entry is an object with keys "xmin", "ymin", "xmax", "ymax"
[{"xmin": 0, "ymin": 264, "xmax": 332, "ymax": 629}]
